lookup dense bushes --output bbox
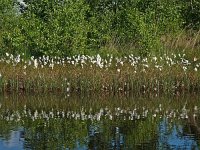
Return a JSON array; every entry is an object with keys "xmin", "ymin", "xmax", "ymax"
[
  {"xmin": 181, "ymin": 0, "xmax": 200, "ymax": 29},
  {"xmin": 0, "ymin": 0, "xmax": 199, "ymax": 57}
]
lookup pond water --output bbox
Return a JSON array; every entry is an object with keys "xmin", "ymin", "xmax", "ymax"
[{"xmin": 0, "ymin": 94, "xmax": 200, "ymax": 149}]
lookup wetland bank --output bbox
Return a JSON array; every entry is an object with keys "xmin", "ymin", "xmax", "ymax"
[
  {"xmin": 0, "ymin": 53, "xmax": 200, "ymax": 95},
  {"xmin": 1, "ymin": 0, "xmax": 200, "ymax": 149},
  {"xmin": 1, "ymin": 55, "xmax": 200, "ymax": 149}
]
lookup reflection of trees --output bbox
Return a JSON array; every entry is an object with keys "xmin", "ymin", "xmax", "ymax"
[
  {"xmin": 0, "ymin": 120, "xmax": 19, "ymax": 141},
  {"xmin": 123, "ymin": 118, "xmax": 158, "ymax": 149},
  {"xmin": 87, "ymin": 122, "xmax": 109, "ymax": 149},
  {"xmin": 183, "ymin": 114, "xmax": 200, "ymax": 148},
  {"xmin": 0, "ymin": 116, "xmax": 156, "ymax": 149},
  {"xmin": 0, "ymin": 116, "xmax": 159, "ymax": 149},
  {"xmin": 2, "ymin": 93, "xmax": 200, "ymax": 149},
  {"xmin": 86, "ymin": 117, "xmax": 159, "ymax": 149},
  {"xmin": 158, "ymin": 118, "xmax": 200, "ymax": 149},
  {"xmin": 1, "ymin": 115, "xmax": 200, "ymax": 149},
  {"xmin": 23, "ymin": 119, "xmax": 88, "ymax": 149},
  {"xmin": 184, "ymin": 114, "xmax": 200, "ymax": 136}
]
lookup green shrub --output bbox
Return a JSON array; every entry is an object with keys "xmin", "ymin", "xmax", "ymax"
[
  {"xmin": 181, "ymin": 0, "xmax": 200, "ymax": 29},
  {"xmin": 0, "ymin": 0, "xmax": 199, "ymax": 57}
]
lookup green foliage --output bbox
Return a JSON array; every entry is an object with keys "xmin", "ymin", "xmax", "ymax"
[
  {"xmin": 0, "ymin": 0, "xmax": 16, "ymax": 55},
  {"xmin": 181, "ymin": 0, "xmax": 200, "ymax": 29},
  {"xmin": 1, "ymin": 0, "xmax": 91, "ymax": 57},
  {"xmin": 0, "ymin": 0, "xmax": 199, "ymax": 57}
]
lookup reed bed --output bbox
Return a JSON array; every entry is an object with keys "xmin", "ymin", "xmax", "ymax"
[{"xmin": 0, "ymin": 53, "xmax": 200, "ymax": 95}]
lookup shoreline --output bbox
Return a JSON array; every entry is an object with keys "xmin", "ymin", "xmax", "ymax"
[{"xmin": 0, "ymin": 53, "xmax": 200, "ymax": 95}]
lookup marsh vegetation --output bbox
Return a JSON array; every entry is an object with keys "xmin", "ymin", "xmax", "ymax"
[
  {"xmin": 0, "ymin": 53, "xmax": 200, "ymax": 95},
  {"xmin": 0, "ymin": 1, "xmax": 200, "ymax": 149}
]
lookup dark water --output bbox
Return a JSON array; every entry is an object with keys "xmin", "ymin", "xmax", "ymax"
[{"xmin": 0, "ymin": 94, "xmax": 200, "ymax": 149}]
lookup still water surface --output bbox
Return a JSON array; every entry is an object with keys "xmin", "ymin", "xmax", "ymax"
[{"xmin": 0, "ymin": 94, "xmax": 200, "ymax": 149}]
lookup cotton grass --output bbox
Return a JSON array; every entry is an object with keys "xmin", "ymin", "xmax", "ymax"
[{"xmin": 0, "ymin": 53, "xmax": 199, "ymax": 95}]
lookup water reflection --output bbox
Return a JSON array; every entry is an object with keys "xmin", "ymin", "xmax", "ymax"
[
  {"xmin": 159, "ymin": 119, "xmax": 199, "ymax": 149},
  {"xmin": 1, "ymin": 119, "xmax": 199, "ymax": 149},
  {"xmin": 0, "ymin": 128, "xmax": 24, "ymax": 150},
  {"xmin": 0, "ymin": 94, "xmax": 199, "ymax": 149}
]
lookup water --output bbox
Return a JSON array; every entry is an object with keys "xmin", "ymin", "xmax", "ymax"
[{"xmin": 0, "ymin": 94, "xmax": 200, "ymax": 149}]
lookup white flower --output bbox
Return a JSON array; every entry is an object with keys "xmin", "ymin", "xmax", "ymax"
[
  {"xmin": 153, "ymin": 57, "xmax": 157, "ymax": 61},
  {"xmin": 49, "ymin": 63, "xmax": 54, "ymax": 70},
  {"xmin": 34, "ymin": 59, "xmax": 38, "ymax": 69},
  {"xmin": 117, "ymin": 69, "xmax": 120, "ymax": 72},
  {"xmin": 143, "ymin": 64, "xmax": 149, "ymax": 68},
  {"xmin": 183, "ymin": 66, "xmax": 187, "ymax": 71}
]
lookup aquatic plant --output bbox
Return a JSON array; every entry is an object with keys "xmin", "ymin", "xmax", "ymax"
[{"xmin": 0, "ymin": 53, "xmax": 199, "ymax": 94}]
